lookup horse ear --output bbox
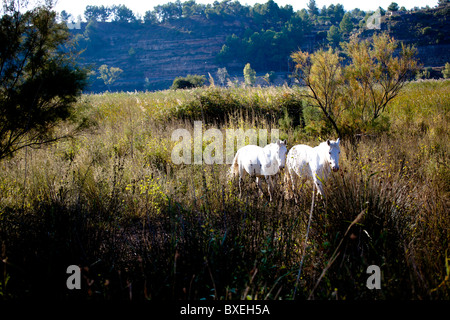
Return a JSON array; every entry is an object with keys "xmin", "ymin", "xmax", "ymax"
[
  {"xmin": 283, "ymin": 139, "xmax": 286, "ymax": 145},
  {"xmin": 327, "ymin": 139, "xmax": 330, "ymax": 146},
  {"xmin": 337, "ymin": 138, "xmax": 340, "ymax": 144},
  {"xmin": 277, "ymin": 139, "xmax": 281, "ymax": 145}
]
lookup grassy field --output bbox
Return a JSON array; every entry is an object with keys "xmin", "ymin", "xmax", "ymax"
[{"xmin": 0, "ymin": 80, "xmax": 449, "ymax": 300}]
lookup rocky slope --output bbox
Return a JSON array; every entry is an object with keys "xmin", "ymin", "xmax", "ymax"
[{"xmin": 75, "ymin": 16, "xmax": 248, "ymax": 91}]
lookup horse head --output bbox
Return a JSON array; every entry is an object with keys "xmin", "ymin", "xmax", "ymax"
[
  {"xmin": 326, "ymin": 138, "xmax": 340, "ymax": 172},
  {"xmin": 275, "ymin": 139, "xmax": 287, "ymax": 169}
]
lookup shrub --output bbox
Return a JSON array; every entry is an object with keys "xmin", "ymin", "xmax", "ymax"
[
  {"xmin": 171, "ymin": 74, "xmax": 206, "ymax": 90},
  {"xmin": 442, "ymin": 62, "xmax": 450, "ymax": 79}
]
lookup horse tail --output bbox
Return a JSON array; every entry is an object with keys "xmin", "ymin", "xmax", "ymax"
[{"xmin": 228, "ymin": 150, "xmax": 240, "ymax": 181}]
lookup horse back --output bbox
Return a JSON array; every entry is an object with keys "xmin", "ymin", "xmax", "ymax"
[
  {"xmin": 287, "ymin": 144, "xmax": 314, "ymax": 164},
  {"xmin": 237, "ymin": 145, "xmax": 271, "ymax": 176},
  {"xmin": 287, "ymin": 144, "xmax": 316, "ymax": 175}
]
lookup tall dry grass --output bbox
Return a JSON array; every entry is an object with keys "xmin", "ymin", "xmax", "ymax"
[{"xmin": 0, "ymin": 81, "xmax": 448, "ymax": 300}]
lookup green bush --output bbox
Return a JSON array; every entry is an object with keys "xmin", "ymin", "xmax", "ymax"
[{"xmin": 171, "ymin": 74, "xmax": 206, "ymax": 90}]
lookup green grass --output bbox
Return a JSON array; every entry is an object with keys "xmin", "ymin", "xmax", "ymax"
[{"xmin": 0, "ymin": 81, "xmax": 449, "ymax": 300}]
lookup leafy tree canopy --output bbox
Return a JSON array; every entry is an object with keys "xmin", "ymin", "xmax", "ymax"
[{"xmin": 0, "ymin": 0, "xmax": 87, "ymax": 160}]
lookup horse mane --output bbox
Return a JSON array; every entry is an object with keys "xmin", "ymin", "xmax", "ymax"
[
  {"xmin": 264, "ymin": 142, "xmax": 276, "ymax": 148},
  {"xmin": 317, "ymin": 141, "xmax": 329, "ymax": 150},
  {"xmin": 318, "ymin": 140, "xmax": 338, "ymax": 148}
]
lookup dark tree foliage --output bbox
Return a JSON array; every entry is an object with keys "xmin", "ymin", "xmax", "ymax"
[
  {"xmin": 84, "ymin": 5, "xmax": 111, "ymax": 22},
  {"xmin": 85, "ymin": 4, "xmax": 136, "ymax": 23},
  {"xmin": 111, "ymin": 4, "xmax": 136, "ymax": 23},
  {"xmin": 216, "ymin": 9, "xmax": 310, "ymax": 71},
  {"xmin": 0, "ymin": 1, "xmax": 87, "ymax": 160},
  {"xmin": 171, "ymin": 74, "xmax": 206, "ymax": 89}
]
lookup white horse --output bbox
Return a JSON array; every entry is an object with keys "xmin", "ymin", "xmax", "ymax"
[
  {"xmin": 229, "ymin": 140, "xmax": 287, "ymax": 201},
  {"xmin": 285, "ymin": 138, "xmax": 340, "ymax": 198}
]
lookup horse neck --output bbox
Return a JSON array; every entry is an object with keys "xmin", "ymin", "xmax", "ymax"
[
  {"xmin": 263, "ymin": 144, "xmax": 277, "ymax": 163},
  {"xmin": 315, "ymin": 143, "xmax": 330, "ymax": 166}
]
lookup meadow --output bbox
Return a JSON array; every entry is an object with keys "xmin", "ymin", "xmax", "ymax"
[{"xmin": 0, "ymin": 80, "xmax": 448, "ymax": 300}]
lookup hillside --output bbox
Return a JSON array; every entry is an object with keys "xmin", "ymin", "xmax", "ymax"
[
  {"xmin": 381, "ymin": 5, "xmax": 450, "ymax": 73},
  {"xmin": 74, "ymin": 16, "xmax": 246, "ymax": 91},
  {"xmin": 70, "ymin": 3, "xmax": 450, "ymax": 92}
]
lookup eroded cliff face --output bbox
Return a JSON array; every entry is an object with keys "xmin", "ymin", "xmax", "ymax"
[{"xmin": 74, "ymin": 7, "xmax": 450, "ymax": 92}]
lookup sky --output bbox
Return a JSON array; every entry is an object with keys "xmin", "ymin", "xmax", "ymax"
[{"xmin": 46, "ymin": 0, "xmax": 439, "ymax": 19}]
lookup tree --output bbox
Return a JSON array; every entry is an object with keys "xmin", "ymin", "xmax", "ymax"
[
  {"xmin": 154, "ymin": 1, "xmax": 183, "ymax": 22},
  {"xmin": 291, "ymin": 33, "xmax": 418, "ymax": 137},
  {"xmin": 98, "ymin": 6, "xmax": 111, "ymax": 22},
  {"xmin": 327, "ymin": 25, "xmax": 341, "ymax": 47},
  {"xmin": 388, "ymin": 2, "xmax": 399, "ymax": 12},
  {"xmin": 251, "ymin": 0, "xmax": 283, "ymax": 29},
  {"xmin": 328, "ymin": 4, "xmax": 345, "ymax": 25},
  {"xmin": 60, "ymin": 10, "xmax": 72, "ymax": 22},
  {"xmin": 111, "ymin": 5, "xmax": 136, "ymax": 23},
  {"xmin": 216, "ymin": 67, "xmax": 229, "ymax": 86},
  {"xmin": 144, "ymin": 10, "xmax": 158, "ymax": 24},
  {"xmin": 84, "ymin": 5, "xmax": 100, "ymax": 21},
  {"xmin": 339, "ymin": 12, "xmax": 353, "ymax": 34},
  {"xmin": 0, "ymin": 1, "xmax": 87, "ymax": 160},
  {"xmin": 307, "ymin": 0, "xmax": 319, "ymax": 16},
  {"xmin": 291, "ymin": 48, "xmax": 344, "ymax": 136},
  {"xmin": 182, "ymin": 0, "xmax": 205, "ymax": 17},
  {"xmin": 341, "ymin": 33, "xmax": 417, "ymax": 132},
  {"xmin": 442, "ymin": 62, "xmax": 450, "ymax": 78},
  {"xmin": 84, "ymin": 5, "xmax": 112, "ymax": 22},
  {"xmin": 243, "ymin": 63, "xmax": 256, "ymax": 86},
  {"xmin": 97, "ymin": 65, "xmax": 123, "ymax": 90}
]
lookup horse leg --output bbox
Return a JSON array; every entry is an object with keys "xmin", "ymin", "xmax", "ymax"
[
  {"xmin": 256, "ymin": 177, "xmax": 264, "ymax": 197},
  {"xmin": 265, "ymin": 175, "xmax": 273, "ymax": 202},
  {"xmin": 238, "ymin": 165, "xmax": 244, "ymax": 198},
  {"xmin": 284, "ymin": 166, "xmax": 298, "ymax": 203},
  {"xmin": 313, "ymin": 176, "xmax": 324, "ymax": 197},
  {"xmin": 290, "ymin": 168, "xmax": 299, "ymax": 203}
]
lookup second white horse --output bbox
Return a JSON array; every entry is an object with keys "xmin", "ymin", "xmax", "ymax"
[{"xmin": 285, "ymin": 139, "xmax": 340, "ymax": 198}]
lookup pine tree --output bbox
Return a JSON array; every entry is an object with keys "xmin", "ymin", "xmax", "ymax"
[
  {"xmin": 0, "ymin": 1, "xmax": 87, "ymax": 160},
  {"xmin": 340, "ymin": 13, "xmax": 353, "ymax": 34}
]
